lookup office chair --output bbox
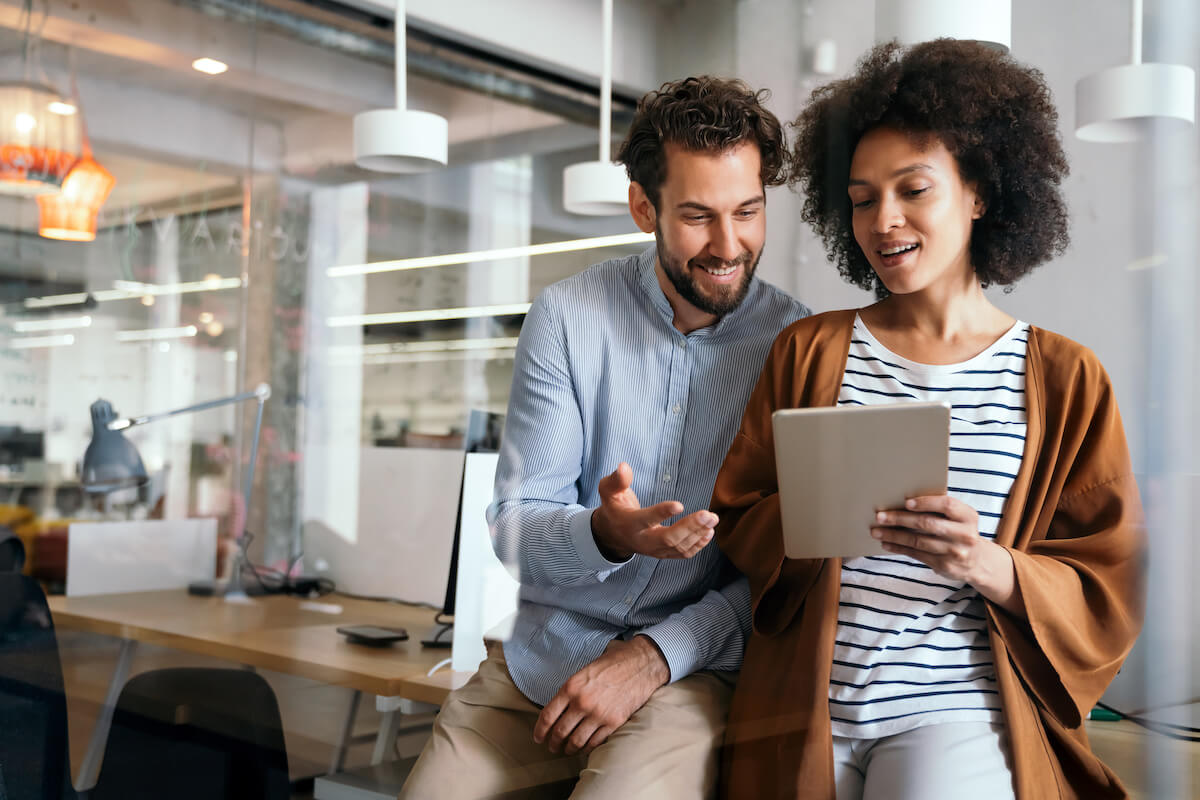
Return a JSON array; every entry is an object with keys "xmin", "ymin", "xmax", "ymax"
[
  {"xmin": 0, "ymin": 526, "xmax": 26, "ymax": 572},
  {"xmin": 89, "ymin": 667, "xmax": 290, "ymax": 800},
  {"xmin": 0, "ymin": 572, "xmax": 77, "ymax": 800}
]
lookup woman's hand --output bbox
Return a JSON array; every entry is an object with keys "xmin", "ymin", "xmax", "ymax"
[{"xmin": 870, "ymin": 495, "xmax": 1024, "ymax": 617}]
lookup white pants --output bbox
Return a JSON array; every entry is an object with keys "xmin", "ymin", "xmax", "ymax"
[{"xmin": 833, "ymin": 722, "xmax": 1016, "ymax": 800}]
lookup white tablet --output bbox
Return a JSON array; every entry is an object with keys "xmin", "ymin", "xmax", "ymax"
[{"xmin": 772, "ymin": 402, "xmax": 950, "ymax": 559}]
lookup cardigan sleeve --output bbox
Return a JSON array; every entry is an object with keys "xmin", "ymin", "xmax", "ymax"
[
  {"xmin": 988, "ymin": 368, "xmax": 1146, "ymax": 729},
  {"xmin": 713, "ymin": 330, "xmax": 826, "ymax": 637}
]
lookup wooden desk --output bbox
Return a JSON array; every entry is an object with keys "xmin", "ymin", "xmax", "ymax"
[
  {"xmin": 49, "ymin": 590, "xmax": 449, "ymax": 696},
  {"xmin": 49, "ymin": 590, "xmax": 458, "ymax": 788}
]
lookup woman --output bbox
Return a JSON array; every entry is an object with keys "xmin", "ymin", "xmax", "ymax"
[{"xmin": 712, "ymin": 40, "xmax": 1145, "ymax": 800}]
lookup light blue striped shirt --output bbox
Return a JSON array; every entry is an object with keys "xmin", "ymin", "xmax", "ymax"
[{"xmin": 489, "ymin": 246, "xmax": 810, "ymax": 706}]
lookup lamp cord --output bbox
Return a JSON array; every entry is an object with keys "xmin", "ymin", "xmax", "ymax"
[{"xmin": 1094, "ymin": 700, "xmax": 1200, "ymax": 742}]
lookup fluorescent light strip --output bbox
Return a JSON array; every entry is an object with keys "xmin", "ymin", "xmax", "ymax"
[
  {"xmin": 12, "ymin": 315, "xmax": 92, "ymax": 333},
  {"xmin": 327, "ymin": 232, "xmax": 654, "ymax": 278},
  {"xmin": 341, "ymin": 336, "xmax": 521, "ymax": 356},
  {"xmin": 24, "ymin": 292, "xmax": 90, "ymax": 309},
  {"xmin": 328, "ymin": 303, "xmax": 532, "ymax": 328},
  {"xmin": 24, "ymin": 278, "xmax": 242, "ymax": 310},
  {"xmin": 112, "ymin": 278, "xmax": 243, "ymax": 296},
  {"xmin": 116, "ymin": 325, "xmax": 199, "ymax": 342},
  {"xmin": 362, "ymin": 348, "xmax": 517, "ymax": 366},
  {"xmin": 9, "ymin": 334, "xmax": 75, "ymax": 349}
]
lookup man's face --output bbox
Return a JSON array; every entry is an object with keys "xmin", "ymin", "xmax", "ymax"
[{"xmin": 642, "ymin": 142, "xmax": 767, "ymax": 319}]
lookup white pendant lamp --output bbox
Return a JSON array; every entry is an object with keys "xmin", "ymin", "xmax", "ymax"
[
  {"xmin": 353, "ymin": 0, "xmax": 447, "ymax": 172},
  {"xmin": 875, "ymin": 0, "xmax": 1011, "ymax": 53},
  {"xmin": 1075, "ymin": 0, "xmax": 1195, "ymax": 143},
  {"xmin": 563, "ymin": 0, "xmax": 629, "ymax": 215}
]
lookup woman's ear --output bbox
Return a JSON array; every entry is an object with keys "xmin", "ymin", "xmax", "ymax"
[
  {"xmin": 629, "ymin": 182, "xmax": 657, "ymax": 233},
  {"xmin": 971, "ymin": 187, "xmax": 987, "ymax": 220}
]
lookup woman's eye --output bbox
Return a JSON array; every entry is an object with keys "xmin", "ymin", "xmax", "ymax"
[
  {"xmin": 851, "ymin": 199, "xmax": 873, "ymax": 209},
  {"xmin": 907, "ymin": 187, "xmax": 930, "ymax": 197}
]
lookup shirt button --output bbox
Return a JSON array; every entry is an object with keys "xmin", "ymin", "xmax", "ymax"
[
  {"xmin": 672, "ymin": 404, "xmax": 681, "ymax": 414},
  {"xmin": 663, "ymin": 474, "xmax": 672, "ymax": 483},
  {"xmin": 678, "ymin": 339, "xmax": 687, "ymax": 349},
  {"xmin": 624, "ymin": 596, "xmax": 633, "ymax": 605}
]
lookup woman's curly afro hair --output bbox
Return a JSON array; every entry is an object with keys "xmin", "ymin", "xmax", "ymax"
[{"xmin": 789, "ymin": 39, "xmax": 1070, "ymax": 295}]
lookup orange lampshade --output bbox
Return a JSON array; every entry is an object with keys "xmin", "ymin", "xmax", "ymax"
[
  {"xmin": 37, "ymin": 154, "xmax": 115, "ymax": 242},
  {"xmin": 0, "ymin": 81, "xmax": 81, "ymax": 195}
]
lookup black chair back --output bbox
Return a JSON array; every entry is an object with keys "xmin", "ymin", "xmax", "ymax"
[
  {"xmin": 89, "ymin": 667, "xmax": 289, "ymax": 800},
  {"xmin": 0, "ymin": 573, "xmax": 75, "ymax": 800},
  {"xmin": 0, "ymin": 527, "xmax": 25, "ymax": 573}
]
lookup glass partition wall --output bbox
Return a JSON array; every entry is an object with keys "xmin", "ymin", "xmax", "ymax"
[
  {"xmin": 0, "ymin": 0, "xmax": 1194, "ymax": 795},
  {"xmin": 0, "ymin": 1, "xmax": 646, "ymax": 585}
]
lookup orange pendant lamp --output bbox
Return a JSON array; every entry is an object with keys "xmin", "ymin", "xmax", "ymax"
[
  {"xmin": 37, "ymin": 148, "xmax": 114, "ymax": 241},
  {"xmin": 0, "ymin": 81, "xmax": 79, "ymax": 195},
  {"xmin": 37, "ymin": 67, "xmax": 114, "ymax": 242}
]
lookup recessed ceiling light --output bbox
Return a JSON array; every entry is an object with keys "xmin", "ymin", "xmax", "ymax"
[
  {"xmin": 192, "ymin": 57, "xmax": 228, "ymax": 76},
  {"xmin": 47, "ymin": 101, "xmax": 76, "ymax": 115}
]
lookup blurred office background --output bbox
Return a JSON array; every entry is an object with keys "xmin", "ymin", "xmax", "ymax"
[{"xmin": 0, "ymin": 0, "xmax": 1194, "ymax": 795}]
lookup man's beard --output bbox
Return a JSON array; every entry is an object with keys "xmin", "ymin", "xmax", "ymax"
[{"xmin": 656, "ymin": 229, "xmax": 761, "ymax": 318}]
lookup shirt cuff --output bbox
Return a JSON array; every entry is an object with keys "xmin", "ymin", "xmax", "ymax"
[
  {"xmin": 639, "ymin": 617, "xmax": 701, "ymax": 684},
  {"xmin": 568, "ymin": 507, "xmax": 631, "ymax": 576}
]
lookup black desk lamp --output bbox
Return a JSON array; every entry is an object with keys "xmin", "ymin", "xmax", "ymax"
[{"xmin": 81, "ymin": 383, "xmax": 272, "ymax": 597}]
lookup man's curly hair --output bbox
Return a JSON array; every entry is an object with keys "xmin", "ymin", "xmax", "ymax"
[
  {"xmin": 618, "ymin": 76, "xmax": 786, "ymax": 210},
  {"xmin": 789, "ymin": 39, "xmax": 1070, "ymax": 294}
]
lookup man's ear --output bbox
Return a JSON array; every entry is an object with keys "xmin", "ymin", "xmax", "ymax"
[{"xmin": 629, "ymin": 182, "xmax": 657, "ymax": 233}]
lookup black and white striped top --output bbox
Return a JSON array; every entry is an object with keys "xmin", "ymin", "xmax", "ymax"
[{"xmin": 829, "ymin": 314, "xmax": 1029, "ymax": 739}]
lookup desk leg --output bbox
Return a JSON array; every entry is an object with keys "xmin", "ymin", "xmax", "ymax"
[
  {"xmin": 373, "ymin": 696, "xmax": 438, "ymax": 766},
  {"xmin": 330, "ymin": 689, "xmax": 361, "ymax": 774},
  {"xmin": 371, "ymin": 709, "xmax": 403, "ymax": 766},
  {"xmin": 77, "ymin": 638, "xmax": 137, "ymax": 791}
]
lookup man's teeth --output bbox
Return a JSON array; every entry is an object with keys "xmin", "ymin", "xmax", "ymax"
[
  {"xmin": 702, "ymin": 264, "xmax": 737, "ymax": 276},
  {"xmin": 880, "ymin": 244, "xmax": 918, "ymax": 256}
]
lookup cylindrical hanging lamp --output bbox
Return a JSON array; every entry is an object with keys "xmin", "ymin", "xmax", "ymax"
[
  {"xmin": 353, "ymin": 0, "xmax": 448, "ymax": 172},
  {"xmin": 1075, "ymin": 0, "xmax": 1195, "ymax": 142},
  {"xmin": 875, "ymin": 0, "xmax": 1011, "ymax": 53},
  {"xmin": 562, "ymin": 0, "xmax": 629, "ymax": 216}
]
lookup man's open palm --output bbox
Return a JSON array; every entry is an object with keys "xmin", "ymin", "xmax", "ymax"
[{"xmin": 591, "ymin": 462, "xmax": 717, "ymax": 560}]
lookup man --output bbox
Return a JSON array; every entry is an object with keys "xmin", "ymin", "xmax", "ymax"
[{"xmin": 400, "ymin": 76, "xmax": 811, "ymax": 800}]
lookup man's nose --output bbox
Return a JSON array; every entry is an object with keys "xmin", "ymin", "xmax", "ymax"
[{"xmin": 709, "ymin": 218, "xmax": 742, "ymax": 263}]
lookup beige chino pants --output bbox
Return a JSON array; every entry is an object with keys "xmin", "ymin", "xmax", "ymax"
[{"xmin": 399, "ymin": 642, "xmax": 735, "ymax": 800}]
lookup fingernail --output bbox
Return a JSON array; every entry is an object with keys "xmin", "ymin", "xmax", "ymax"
[
  {"xmin": 870, "ymin": 528, "xmax": 883, "ymax": 539},
  {"xmin": 875, "ymin": 511, "xmax": 887, "ymax": 523},
  {"xmin": 906, "ymin": 498, "xmax": 916, "ymax": 509}
]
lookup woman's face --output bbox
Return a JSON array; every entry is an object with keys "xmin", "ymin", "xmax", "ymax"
[{"xmin": 847, "ymin": 127, "xmax": 984, "ymax": 297}]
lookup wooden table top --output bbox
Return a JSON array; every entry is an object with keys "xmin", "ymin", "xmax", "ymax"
[{"xmin": 49, "ymin": 590, "xmax": 458, "ymax": 699}]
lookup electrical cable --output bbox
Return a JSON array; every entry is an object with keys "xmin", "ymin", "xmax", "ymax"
[{"xmin": 1093, "ymin": 701, "xmax": 1200, "ymax": 742}]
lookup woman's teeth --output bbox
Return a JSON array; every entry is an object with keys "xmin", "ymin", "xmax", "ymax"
[{"xmin": 880, "ymin": 244, "xmax": 918, "ymax": 256}]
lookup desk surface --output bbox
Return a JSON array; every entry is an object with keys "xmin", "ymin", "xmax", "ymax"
[{"xmin": 49, "ymin": 590, "xmax": 461, "ymax": 699}]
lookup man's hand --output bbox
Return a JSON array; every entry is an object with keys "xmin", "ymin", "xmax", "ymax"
[
  {"xmin": 591, "ymin": 462, "xmax": 717, "ymax": 561},
  {"xmin": 534, "ymin": 635, "xmax": 671, "ymax": 756}
]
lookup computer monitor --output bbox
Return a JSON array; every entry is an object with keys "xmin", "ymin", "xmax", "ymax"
[
  {"xmin": 429, "ymin": 410, "xmax": 503, "ymax": 645},
  {"xmin": 0, "ymin": 427, "xmax": 44, "ymax": 469}
]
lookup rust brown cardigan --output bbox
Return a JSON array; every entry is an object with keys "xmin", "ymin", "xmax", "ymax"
[{"xmin": 712, "ymin": 309, "xmax": 1146, "ymax": 800}]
